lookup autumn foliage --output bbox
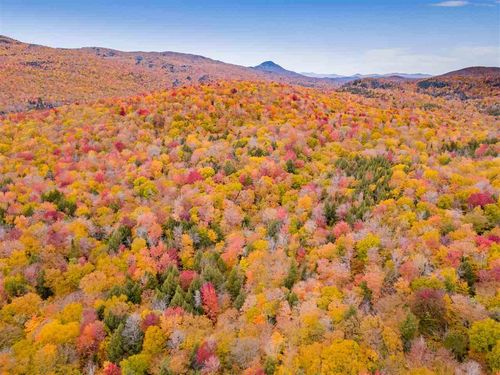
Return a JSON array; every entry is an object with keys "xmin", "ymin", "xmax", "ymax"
[{"xmin": 0, "ymin": 80, "xmax": 498, "ymax": 374}]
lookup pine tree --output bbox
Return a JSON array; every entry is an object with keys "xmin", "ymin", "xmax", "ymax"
[
  {"xmin": 458, "ymin": 257, "xmax": 477, "ymax": 296},
  {"xmin": 400, "ymin": 312, "xmax": 418, "ymax": 352},
  {"xmin": 201, "ymin": 263, "xmax": 224, "ymax": 288},
  {"xmin": 170, "ymin": 285, "xmax": 185, "ymax": 308},
  {"xmin": 104, "ymin": 311, "xmax": 126, "ymax": 333},
  {"xmin": 324, "ymin": 199, "xmax": 337, "ymax": 226},
  {"xmin": 161, "ymin": 272, "xmax": 179, "ymax": 301},
  {"xmin": 234, "ymin": 291, "xmax": 246, "ymax": 310},
  {"xmin": 284, "ymin": 259, "xmax": 298, "ymax": 290},
  {"xmin": 143, "ymin": 272, "xmax": 159, "ymax": 290},
  {"xmin": 107, "ymin": 323, "xmax": 125, "ymax": 363},
  {"xmin": 35, "ymin": 270, "xmax": 54, "ymax": 300},
  {"xmin": 123, "ymin": 278, "xmax": 142, "ymax": 304},
  {"xmin": 226, "ymin": 268, "xmax": 244, "ymax": 300}
]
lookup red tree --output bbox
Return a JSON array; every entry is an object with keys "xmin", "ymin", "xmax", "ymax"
[
  {"xmin": 468, "ymin": 192, "xmax": 494, "ymax": 208},
  {"xmin": 201, "ymin": 282, "xmax": 219, "ymax": 321}
]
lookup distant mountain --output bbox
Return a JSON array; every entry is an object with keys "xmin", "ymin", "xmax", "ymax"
[
  {"xmin": 369, "ymin": 73, "xmax": 432, "ymax": 79},
  {"xmin": 340, "ymin": 66, "xmax": 500, "ymax": 104},
  {"xmin": 302, "ymin": 71, "xmax": 432, "ymax": 80},
  {"xmin": 253, "ymin": 61, "xmax": 304, "ymax": 77},
  {"xmin": 253, "ymin": 62, "xmax": 429, "ymax": 85},
  {"xmin": 301, "ymin": 72, "xmax": 345, "ymax": 79}
]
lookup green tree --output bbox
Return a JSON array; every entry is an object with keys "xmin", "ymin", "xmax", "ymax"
[
  {"xmin": 107, "ymin": 323, "xmax": 125, "ymax": 363},
  {"xmin": 458, "ymin": 257, "xmax": 477, "ymax": 296},
  {"xmin": 284, "ymin": 259, "xmax": 298, "ymax": 290},
  {"xmin": 444, "ymin": 328, "xmax": 469, "ymax": 361},
  {"xmin": 226, "ymin": 267, "xmax": 244, "ymax": 300},
  {"xmin": 400, "ymin": 313, "xmax": 418, "ymax": 352},
  {"xmin": 170, "ymin": 285, "xmax": 185, "ymax": 308},
  {"xmin": 35, "ymin": 270, "xmax": 54, "ymax": 300}
]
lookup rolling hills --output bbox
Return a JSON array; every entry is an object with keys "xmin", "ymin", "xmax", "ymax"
[
  {"xmin": 340, "ymin": 66, "xmax": 500, "ymax": 116},
  {"xmin": 2, "ymin": 36, "xmax": 499, "ymax": 114},
  {"xmin": 0, "ymin": 36, "xmax": 332, "ymax": 112}
]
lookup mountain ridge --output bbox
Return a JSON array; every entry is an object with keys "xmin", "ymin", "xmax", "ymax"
[
  {"xmin": 1, "ymin": 36, "xmax": 498, "ymax": 112},
  {"xmin": 302, "ymin": 71, "xmax": 432, "ymax": 80},
  {"xmin": 0, "ymin": 36, "xmax": 336, "ymax": 111},
  {"xmin": 438, "ymin": 66, "xmax": 500, "ymax": 78}
]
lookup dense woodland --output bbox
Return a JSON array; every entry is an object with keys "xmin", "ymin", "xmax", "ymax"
[{"xmin": 0, "ymin": 80, "xmax": 498, "ymax": 374}]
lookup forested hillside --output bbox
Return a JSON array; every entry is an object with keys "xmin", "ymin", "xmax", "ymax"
[{"xmin": 0, "ymin": 81, "xmax": 498, "ymax": 374}]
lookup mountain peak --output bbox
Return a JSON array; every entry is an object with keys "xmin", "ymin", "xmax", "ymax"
[
  {"xmin": 253, "ymin": 61, "xmax": 289, "ymax": 73},
  {"xmin": 252, "ymin": 61, "xmax": 306, "ymax": 78},
  {"xmin": 256, "ymin": 60, "xmax": 282, "ymax": 68}
]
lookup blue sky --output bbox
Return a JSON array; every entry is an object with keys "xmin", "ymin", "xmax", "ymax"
[{"xmin": 1, "ymin": 0, "xmax": 499, "ymax": 75}]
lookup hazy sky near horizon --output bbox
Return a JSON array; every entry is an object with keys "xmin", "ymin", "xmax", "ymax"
[{"xmin": 1, "ymin": 0, "xmax": 499, "ymax": 75}]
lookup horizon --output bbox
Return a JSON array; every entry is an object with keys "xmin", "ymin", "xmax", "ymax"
[
  {"xmin": 1, "ymin": 0, "xmax": 499, "ymax": 76},
  {"xmin": 2, "ymin": 33, "xmax": 498, "ymax": 78}
]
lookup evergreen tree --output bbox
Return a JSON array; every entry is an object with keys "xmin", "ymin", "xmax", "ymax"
[
  {"xmin": 107, "ymin": 323, "xmax": 125, "ymax": 363},
  {"xmin": 170, "ymin": 285, "xmax": 186, "ymax": 308},
  {"xmin": 161, "ymin": 271, "xmax": 179, "ymax": 301},
  {"xmin": 226, "ymin": 267, "xmax": 244, "ymax": 300},
  {"xmin": 284, "ymin": 259, "xmax": 298, "ymax": 290},
  {"xmin": 234, "ymin": 291, "xmax": 246, "ymax": 310},
  {"xmin": 400, "ymin": 313, "xmax": 419, "ymax": 352},
  {"xmin": 123, "ymin": 278, "xmax": 142, "ymax": 304},
  {"xmin": 458, "ymin": 257, "xmax": 477, "ymax": 296},
  {"xmin": 35, "ymin": 270, "xmax": 54, "ymax": 300}
]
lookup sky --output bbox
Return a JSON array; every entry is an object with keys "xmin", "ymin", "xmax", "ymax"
[{"xmin": 1, "ymin": 0, "xmax": 499, "ymax": 75}]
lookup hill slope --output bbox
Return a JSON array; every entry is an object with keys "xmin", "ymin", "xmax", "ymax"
[
  {"xmin": 0, "ymin": 36, "xmax": 333, "ymax": 112},
  {"xmin": 440, "ymin": 66, "xmax": 500, "ymax": 78},
  {"xmin": 339, "ymin": 66, "xmax": 500, "ymax": 117},
  {"xmin": 415, "ymin": 66, "xmax": 500, "ymax": 100}
]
